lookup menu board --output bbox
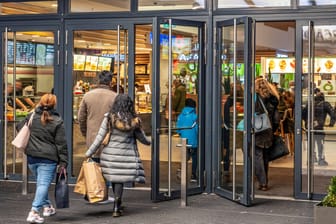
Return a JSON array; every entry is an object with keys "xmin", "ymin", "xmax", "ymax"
[
  {"xmin": 16, "ymin": 42, "xmax": 36, "ymax": 65},
  {"xmin": 73, "ymin": 54, "xmax": 86, "ymax": 70},
  {"xmin": 265, "ymin": 57, "xmax": 336, "ymax": 74},
  {"xmin": 36, "ymin": 44, "xmax": 46, "ymax": 65},
  {"xmin": 97, "ymin": 57, "xmax": 112, "ymax": 71},
  {"xmin": 85, "ymin": 56, "xmax": 99, "ymax": 71},
  {"xmin": 45, "ymin": 44, "xmax": 54, "ymax": 66}
]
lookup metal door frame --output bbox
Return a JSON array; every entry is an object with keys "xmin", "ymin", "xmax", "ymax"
[
  {"xmin": 295, "ymin": 19, "xmax": 336, "ymax": 201},
  {"xmin": 214, "ymin": 17, "xmax": 254, "ymax": 206},
  {"xmin": 0, "ymin": 22, "xmax": 61, "ymax": 188},
  {"xmin": 152, "ymin": 17, "xmax": 206, "ymax": 202}
]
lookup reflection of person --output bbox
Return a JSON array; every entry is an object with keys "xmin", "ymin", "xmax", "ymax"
[
  {"xmin": 280, "ymin": 91, "xmax": 295, "ymax": 155},
  {"xmin": 172, "ymin": 78, "xmax": 186, "ymax": 118},
  {"xmin": 222, "ymin": 82, "xmax": 244, "ymax": 180},
  {"xmin": 254, "ymin": 78, "xmax": 280, "ymax": 191},
  {"xmin": 176, "ymin": 98, "xmax": 198, "ymax": 182},
  {"xmin": 16, "ymin": 94, "xmax": 68, "ymax": 223},
  {"xmin": 302, "ymin": 91, "xmax": 336, "ymax": 166},
  {"xmin": 78, "ymin": 71, "xmax": 117, "ymax": 202},
  {"xmin": 86, "ymin": 94, "xmax": 151, "ymax": 217}
]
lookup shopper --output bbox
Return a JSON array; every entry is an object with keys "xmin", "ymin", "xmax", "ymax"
[
  {"xmin": 16, "ymin": 93, "xmax": 68, "ymax": 224},
  {"xmin": 302, "ymin": 91, "xmax": 336, "ymax": 166},
  {"xmin": 172, "ymin": 77, "xmax": 187, "ymax": 118},
  {"xmin": 176, "ymin": 98, "xmax": 199, "ymax": 182},
  {"xmin": 85, "ymin": 94, "xmax": 151, "ymax": 217},
  {"xmin": 78, "ymin": 70, "xmax": 117, "ymax": 202},
  {"xmin": 254, "ymin": 78, "xmax": 280, "ymax": 191}
]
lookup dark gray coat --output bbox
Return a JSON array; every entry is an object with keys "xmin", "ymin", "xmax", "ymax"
[
  {"xmin": 16, "ymin": 107, "xmax": 68, "ymax": 167},
  {"xmin": 86, "ymin": 113, "xmax": 151, "ymax": 183}
]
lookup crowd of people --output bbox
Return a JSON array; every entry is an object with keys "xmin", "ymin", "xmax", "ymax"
[{"xmin": 14, "ymin": 67, "xmax": 336, "ymax": 223}]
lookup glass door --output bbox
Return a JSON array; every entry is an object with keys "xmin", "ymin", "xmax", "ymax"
[
  {"xmin": 66, "ymin": 23, "xmax": 131, "ymax": 178},
  {"xmin": 296, "ymin": 20, "xmax": 336, "ymax": 200},
  {"xmin": 0, "ymin": 25, "xmax": 58, "ymax": 180},
  {"xmin": 152, "ymin": 18, "xmax": 205, "ymax": 201},
  {"xmin": 215, "ymin": 17, "xmax": 254, "ymax": 206}
]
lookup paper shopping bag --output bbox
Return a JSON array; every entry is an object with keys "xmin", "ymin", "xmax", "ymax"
[
  {"xmin": 82, "ymin": 159, "xmax": 107, "ymax": 203},
  {"xmin": 74, "ymin": 164, "xmax": 86, "ymax": 195}
]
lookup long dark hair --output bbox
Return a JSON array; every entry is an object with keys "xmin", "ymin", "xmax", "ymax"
[{"xmin": 110, "ymin": 94, "xmax": 136, "ymax": 123}]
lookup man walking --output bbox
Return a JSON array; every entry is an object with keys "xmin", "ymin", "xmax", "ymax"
[{"xmin": 78, "ymin": 70, "xmax": 117, "ymax": 202}]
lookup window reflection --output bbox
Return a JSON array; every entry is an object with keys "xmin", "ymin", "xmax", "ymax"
[
  {"xmin": 0, "ymin": 1, "xmax": 57, "ymax": 15},
  {"xmin": 70, "ymin": 0, "xmax": 130, "ymax": 12},
  {"xmin": 138, "ymin": 0, "xmax": 205, "ymax": 11},
  {"xmin": 217, "ymin": 0, "xmax": 290, "ymax": 8}
]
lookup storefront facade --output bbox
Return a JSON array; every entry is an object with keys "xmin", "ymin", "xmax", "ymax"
[{"xmin": 1, "ymin": 0, "xmax": 336, "ymax": 206}]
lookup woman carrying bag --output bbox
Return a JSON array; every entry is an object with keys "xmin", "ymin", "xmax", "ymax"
[
  {"xmin": 16, "ymin": 93, "xmax": 68, "ymax": 224},
  {"xmin": 86, "ymin": 94, "xmax": 151, "ymax": 217},
  {"xmin": 254, "ymin": 78, "xmax": 280, "ymax": 191}
]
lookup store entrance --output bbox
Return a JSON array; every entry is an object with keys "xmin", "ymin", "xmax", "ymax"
[{"xmin": 0, "ymin": 25, "xmax": 59, "ymax": 181}]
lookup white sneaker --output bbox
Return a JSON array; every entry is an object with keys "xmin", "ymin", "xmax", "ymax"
[
  {"xmin": 43, "ymin": 205, "xmax": 56, "ymax": 217},
  {"xmin": 98, "ymin": 196, "xmax": 115, "ymax": 204},
  {"xmin": 26, "ymin": 211, "xmax": 44, "ymax": 224}
]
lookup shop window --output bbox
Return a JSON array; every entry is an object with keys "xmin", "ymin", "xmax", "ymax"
[
  {"xmin": 70, "ymin": 0, "xmax": 130, "ymax": 12},
  {"xmin": 138, "ymin": 0, "xmax": 205, "ymax": 11},
  {"xmin": 217, "ymin": 0, "xmax": 290, "ymax": 8},
  {"xmin": 0, "ymin": 1, "xmax": 57, "ymax": 15},
  {"xmin": 299, "ymin": 0, "xmax": 336, "ymax": 6}
]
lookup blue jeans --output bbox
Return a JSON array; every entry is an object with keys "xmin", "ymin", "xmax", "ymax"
[{"xmin": 28, "ymin": 162, "xmax": 57, "ymax": 212}]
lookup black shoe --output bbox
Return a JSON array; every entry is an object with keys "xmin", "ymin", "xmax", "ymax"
[{"xmin": 112, "ymin": 197, "xmax": 122, "ymax": 217}]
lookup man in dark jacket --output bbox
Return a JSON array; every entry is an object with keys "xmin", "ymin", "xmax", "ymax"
[{"xmin": 302, "ymin": 91, "xmax": 336, "ymax": 166}]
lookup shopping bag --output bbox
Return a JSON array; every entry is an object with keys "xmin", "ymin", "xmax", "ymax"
[
  {"xmin": 11, "ymin": 112, "xmax": 35, "ymax": 151},
  {"xmin": 267, "ymin": 135, "xmax": 290, "ymax": 161},
  {"xmin": 82, "ymin": 159, "xmax": 107, "ymax": 203},
  {"xmin": 54, "ymin": 167, "xmax": 69, "ymax": 208},
  {"xmin": 74, "ymin": 165, "xmax": 86, "ymax": 195}
]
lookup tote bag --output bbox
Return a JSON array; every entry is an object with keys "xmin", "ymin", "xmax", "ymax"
[
  {"xmin": 55, "ymin": 167, "xmax": 69, "ymax": 208},
  {"xmin": 267, "ymin": 135, "xmax": 290, "ymax": 161},
  {"xmin": 11, "ymin": 112, "xmax": 35, "ymax": 151}
]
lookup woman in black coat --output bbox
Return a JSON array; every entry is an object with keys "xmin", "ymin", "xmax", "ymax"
[{"xmin": 254, "ymin": 78, "xmax": 280, "ymax": 191}]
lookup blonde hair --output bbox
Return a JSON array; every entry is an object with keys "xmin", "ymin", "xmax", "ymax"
[
  {"xmin": 39, "ymin": 93, "xmax": 57, "ymax": 125},
  {"xmin": 255, "ymin": 78, "xmax": 279, "ymax": 100}
]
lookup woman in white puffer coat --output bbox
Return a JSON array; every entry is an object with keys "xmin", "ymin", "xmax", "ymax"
[{"xmin": 86, "ymin": 94, "xmax": 151, "ymax": 217}]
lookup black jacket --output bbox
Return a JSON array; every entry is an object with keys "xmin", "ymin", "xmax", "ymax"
[
  {"xmin": 16, "ymin": 107, "xmax": 68, "ymax": 167},
  {"xmin": 302, "ymin": 96, "xmax": 336, "ymax": 131},
  {"xmin": 255, "ymin": 94, "xmax": 279, "ymax": 149}
]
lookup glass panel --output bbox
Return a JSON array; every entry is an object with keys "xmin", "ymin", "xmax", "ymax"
[
  {"xmin": 301, "ymin": 24, "xmax": 336, "ymax": 195},
  {"xmin": 300, "ymin": 0, "xmax": 336, "ymax": 6},
  {"xmin": 71, "ymin": 0, "xmax": 130, "ymax": 12},
  {"xmin": 217, "ymin": 0, "xmax": 290, "ymax": 8},
  {"xmin": 138, "ymin": 0, "xmax": 205, "ymax": 11},
  {"xmin": 159, "ymin": 22, "xmax": 200, "ymax": 193},
  {"xmin": 134, "ymin": 24, "xmax": 153, "ymax": 188},
  {"xmin": 0, "ymin": 1, "xmax": 57, "ymax": 15},
  {"xmin": 219, "ymin": 24, "xmax": 245, "ymax": 196},
  {"xmin": 4, "ymin": 31, "xmax": 54, "ymax": 175},
  {"xmin": 255, "ymin": 21, "xmax": 295, "ymax": 197},
  {"xmin": 72, "ymin": 29, "xmax": 128, "ymax": 176}
]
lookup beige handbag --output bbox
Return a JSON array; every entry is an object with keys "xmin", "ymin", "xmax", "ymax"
[{"xmin": 11, "ymin": 112, "xmax": 35, "ymax": 151}]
